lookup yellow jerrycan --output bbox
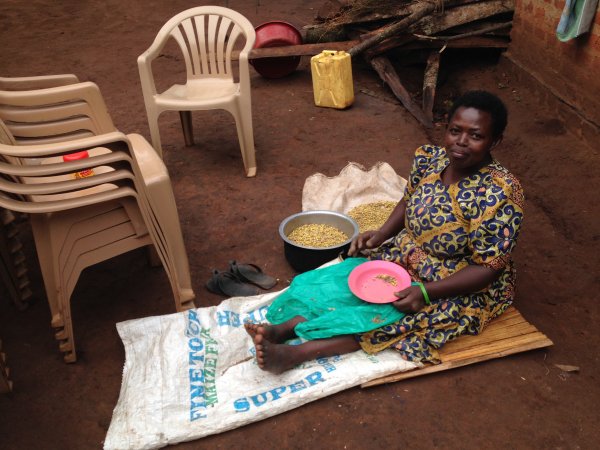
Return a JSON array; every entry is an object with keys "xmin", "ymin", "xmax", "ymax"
[{"xmin": 310, "ymin": 50, "xmax": 354, "ymax": 109}]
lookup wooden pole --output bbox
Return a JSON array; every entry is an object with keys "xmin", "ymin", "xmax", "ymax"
[
  {"xmin": 242, "ymin": 36, "xmax": 507, "ymax": 60},
  {"xmin": 413, "ymin": 21, "xmax": 512, "ymax": 41},
  {"xmin": 369, "ymin": 55, "xmax": 433, "ymax": 129},
  {"xmin": 348, "ymin": 1, "xmax": 441, "ymax": 57},
  {"xmin": 416, "ymin": 0, "xmax": 514, "ymax": 36},
  {"xmin": 422, "ymin": 51, "xmax": 441, "ymax": 122},
  {"xmin": 304, "ymin": 0, "xmax": 481, "ymax": 43},
  {"xmin": 364, "ymin": 0, "xmax": 514, "ymax": 56}
]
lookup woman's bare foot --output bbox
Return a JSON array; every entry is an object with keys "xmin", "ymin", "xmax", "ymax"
[
  {"xmin": 243, "ymin": 322, "xmax": 262, "ymax": 339},
  {"xmin": 251, "ymin": 332, "xmax": 361, "ymax": 374},
  {"xmin": 243, "ymin": 316, "xmax": 306, "ymax": 343},
  {"xmin": 243, "ymin": 322, "xmax": 282, "ymax": 342},
  {"xmin": 253, "ymin": 333, "xmax": 304, "ymax": 374}
]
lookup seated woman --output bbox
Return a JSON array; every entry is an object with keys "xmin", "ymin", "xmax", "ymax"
[{"xmin": 246, "ymin": 90, "xmax": 524, "ymax": 374}]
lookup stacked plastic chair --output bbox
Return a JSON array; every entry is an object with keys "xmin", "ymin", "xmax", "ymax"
[
  {"xmin": 138, "ymin": 6, "xmax": 258, "ymax": 176},
  {"xmin": 0, "ymin": 208, "xmax": 32, "ymax": 310},
  {"xmin": 0, "ymin": 337, "xmax": 11, "ymax": 393},
  {"xmin": 0, "ymin": 75, "xmax": 195, "ymax": 362}
]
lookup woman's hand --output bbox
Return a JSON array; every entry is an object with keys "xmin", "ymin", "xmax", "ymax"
[
  {"xmin": 391, "ymin": 265, "xmax": 504, "ymax": 314},
  {"xmin": 392, "ymin": 285, "xmax": 425, "ymax": 313},
  {"xmin": 347, "ymin": 230, "xmax": 386, "ymax": 256}
]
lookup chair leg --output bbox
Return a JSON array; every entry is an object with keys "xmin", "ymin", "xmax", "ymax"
[
  {"xmin": 179, "ymin": 111, "xmax": 194, "ymax": 146},
  {"xmin": 147, "ymin": 109, "xmax": 164, "ymax": 159},
  {"xmin": 233, "ymin": 101, "xmax": 257, "ymax": 177},
  {"xmin": 55, "ymin": 292, "xmax": 77, "ymax": 363},
  {"xmin": 29, "ymin": 216, "xmax": 64, "ymax": 328},
  {"xmin": 30, "ymin": 216, "xmax": 78, "ymax": 362},
  {"xmin": 141, "ymin": 192, "xmax": 195, "ymax": 310},
  {"xmin": 126, "ymin": 134, "xmax": 196, "ymax": 310},
  {"xmin": 146, "ymin": 245, "xmax": 162, "ymax": 267}
]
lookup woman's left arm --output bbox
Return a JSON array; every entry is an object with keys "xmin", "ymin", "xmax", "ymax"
[
  {"xmin": 392, "ymin": 265, "xmax": 502, "ymax": 313},
  {"xmin": 394, "ymin": 170, "xmax": 524, "ymax": 314}
]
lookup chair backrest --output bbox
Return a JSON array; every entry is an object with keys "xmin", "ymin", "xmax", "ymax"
[
  {"xmin": 0, "ymin": 126, "xmax": 142, "ymax": 215},
  {"xmin": 143, "ymin": 6, "xmax": 256, "ymax": 81},
  {"xmin": 0, "ymin": 74, "xmax": 80, "ymax": 91},
  {"xmin": 0, "ymin": 82, "xmax": 116, "ymax": 145},
  {"xmin": 0, "ymin": 81, "xmax": 155, "ymax": 216},
  {"xmin": 0, "ymin": 120, "xmax": 20, "ymax": 167}
]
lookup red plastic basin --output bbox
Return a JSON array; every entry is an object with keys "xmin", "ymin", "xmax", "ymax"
[{"xmin": 251, "ymin": 21, "xmax": 303, "ymax": 79}]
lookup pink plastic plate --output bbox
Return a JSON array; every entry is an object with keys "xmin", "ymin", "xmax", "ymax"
[{"xmin": 348, "ymin": 260, "xmax": 411, "ymax": 303}]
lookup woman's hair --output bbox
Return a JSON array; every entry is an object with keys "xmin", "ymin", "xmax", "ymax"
[{"xmin": 448, "ymin": 90, "xmax": 508, "ymax": 139}]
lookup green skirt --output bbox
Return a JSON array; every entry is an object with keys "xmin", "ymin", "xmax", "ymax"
[{"xmin": 266, "ymin": 257, "xmax": 405, "ymax": 340}]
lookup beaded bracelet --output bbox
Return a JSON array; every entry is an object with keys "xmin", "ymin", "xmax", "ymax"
[{"xmin": 411, "ymin": 281, "xmax": 431, "ymax": 305}]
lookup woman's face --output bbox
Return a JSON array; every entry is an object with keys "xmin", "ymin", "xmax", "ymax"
[{"xmin": 444, "ymin": 106, "xmax": 500, "ymax": 172}]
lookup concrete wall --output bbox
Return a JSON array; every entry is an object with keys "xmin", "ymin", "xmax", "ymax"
[{"xmin": 505, "ymin": 0, "xmax": 599, "ymax": 140}]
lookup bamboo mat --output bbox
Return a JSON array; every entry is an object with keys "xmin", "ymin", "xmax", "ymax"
[{"xmin": 362, "ymin": 307, "xmax": 552, "ymax": 387}]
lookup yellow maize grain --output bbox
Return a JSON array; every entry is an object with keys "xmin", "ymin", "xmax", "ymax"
[
  {"xmin": 347, "ymin": 201, "xmax": 397, "ymax": 233},
  {"xmin": 287, "ymin": 223, "xmax": 348, "ymax": 248}
]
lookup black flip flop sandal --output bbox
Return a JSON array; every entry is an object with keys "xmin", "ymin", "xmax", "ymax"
[
  {"xmin": 205, "ymin": 269, "xmax": 260, "ymax": 297},
  {"xmin": 229, "ymin": 260, "xmax": 277, "ymax": 289}
]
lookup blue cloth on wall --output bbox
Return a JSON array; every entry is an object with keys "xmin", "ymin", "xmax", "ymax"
[{"xmin": 556, "ymin": 0, "xmax": 599, "ymax": 41}]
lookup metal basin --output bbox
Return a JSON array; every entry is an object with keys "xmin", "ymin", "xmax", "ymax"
[{"xmin": 279, "ymin": 210, "xmax": 359, "ymax": 273}]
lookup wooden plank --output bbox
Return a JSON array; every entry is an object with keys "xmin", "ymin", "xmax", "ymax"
[
  {"xmin": 360, "ymin": 307, "xmax": 553, "ymax": 388},
  {"xmin": 486, "ymin": 306, "xmax": 520, "ymax": 320},
  {"xmin": 362, "ymin": 336, "xmax": 553, "ymax": 387},
  {"xmin": 441, "ymin": 323, "xmax": 540, "ymax": 353},
  {"xmin": 441, "ymin": 333, "xmax": 550, "ymax": 362},
  {"xmin": 448, "ymin": 317, "xmax": 536, "ymax": 345},
  {"xmin": 241, "ymin": 36, "xmax": 508, "ymax": 60},
  {"xmin": 480, "ymin": 314, "xmax": 525, "ymax": 328},
  {"xmin": 248, "ymin": 41, "xmax": 359, "ymax": 59}
]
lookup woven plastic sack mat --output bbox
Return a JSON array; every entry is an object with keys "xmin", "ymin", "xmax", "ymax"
[
  {"xmin": 104, "ymin": 290, "xmax": 419, "ymax": 449},
  {"xmin": 302, "ymin": 161, "xmax": 406, "ymax": 213}
]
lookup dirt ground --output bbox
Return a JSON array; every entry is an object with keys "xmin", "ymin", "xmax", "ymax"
[{"xmin": 1, "ymin": 0, "xmax": 599, "ymax": 449}]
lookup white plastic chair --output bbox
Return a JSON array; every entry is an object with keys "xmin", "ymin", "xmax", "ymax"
[
  {"xmin": 0, "ymin": 80, "xmax": 196, "ymax": 362},
  {"xmin": 138, "ymin": 6, "xmax": 258, "ymax": 177}
]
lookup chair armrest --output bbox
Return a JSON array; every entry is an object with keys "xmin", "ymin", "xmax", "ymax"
[
  {"xmin": 0, "ymin": 150, "xmax": 133, "ymax": 177},
  {"xmin": 0, "ymin": 184, "xmax": 139, "ymax": 214},
  {"xmin": 138, "ymin": 39, "xmax": 167, "ymax": 100},
  {"xmin": 126, "ymin": 134, "xmax": 169, "ymax": 182},
  {"xmin": 0, "ymin": 168, "xmax": 134, "ymax": 196},
  {"xmin": 0, "ymin": 131, "xmax": 129, "ymax": 158}
]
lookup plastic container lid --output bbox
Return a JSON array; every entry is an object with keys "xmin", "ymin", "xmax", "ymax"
[{"xmin": 62, "ymin": 150, "xmax": 89, "ymax": 162}]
